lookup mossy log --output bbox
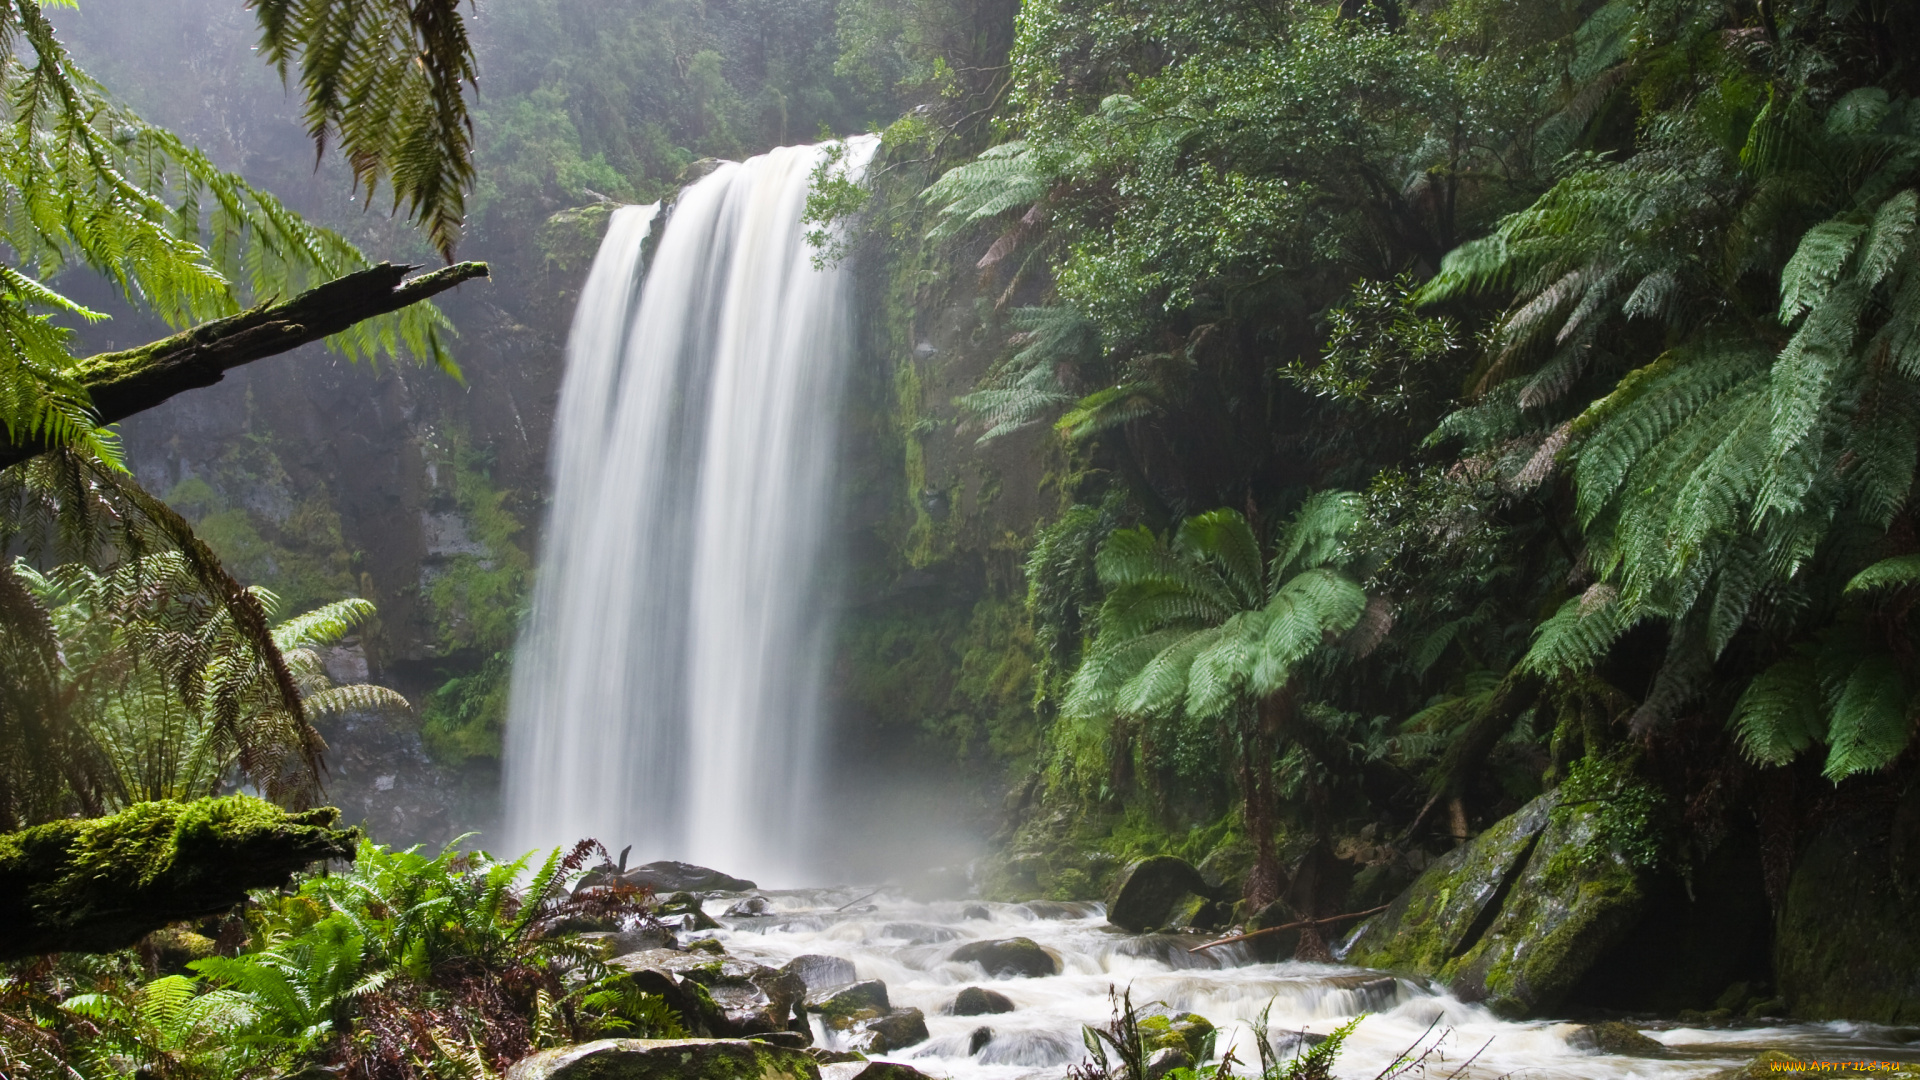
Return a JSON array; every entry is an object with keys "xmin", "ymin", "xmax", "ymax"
[
  {"xmin": 0, "ymin": 795, "xmax": 359, "ymax": 960},
  {"xmin": 0, "ymin": 260, "xmax": 488, "ymax": 471}
]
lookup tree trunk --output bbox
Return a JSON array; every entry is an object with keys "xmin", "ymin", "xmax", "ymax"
[{"xmin": 0, "ymin": 261, "xmax": 487, "ymax": 471}]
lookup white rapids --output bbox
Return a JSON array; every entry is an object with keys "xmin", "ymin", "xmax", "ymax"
[{"xmin": 694, "ymin": 889, "xmax": 1920, "ymax": 1080}]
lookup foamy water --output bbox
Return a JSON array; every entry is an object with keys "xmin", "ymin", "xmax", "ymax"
[{"xmin": 689, "ymin": 889, "xmax": 1919, "ymax": 1080}]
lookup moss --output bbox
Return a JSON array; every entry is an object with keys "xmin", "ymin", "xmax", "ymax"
[
  {"xmin": 0, "ymin": 796, "xmax": 358, "ymax": 960},
  {"xmin": 1137, "ymin": 1014, "xmax": 1216, "ymax": 1060}
]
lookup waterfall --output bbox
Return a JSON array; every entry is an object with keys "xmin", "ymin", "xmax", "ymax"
[{"xmin": 503, "ymin": 137, "xmax": 878, "ymax": 883}]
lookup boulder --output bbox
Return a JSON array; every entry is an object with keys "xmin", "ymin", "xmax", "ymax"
[
  {"xmin": 579, "ymin": 862, "xmax": 756, "ymax": 895},
  {"xmin": 950, "ymin": 986, "xmax": 1015, "ymax": 1015},
  {"xmin": 1774, "ymin": 790, "xmax": 1920, "ymax": 1022},
  {"xmin": 961, "ymin": 903, "xmax": 991, "ymax": 920},
  {"xmin": 1106, "ymin": 856, "xmax": 1219, "ymax": 933},
  {"xmin": 609, "ymin": 951, "xmax": 806, "ymax": 1038},
  {"xmin": 810, "ymin": 981, "xmax": 890, "ymax": 1029},
  {"xmin": 949, "ymin": 937, "xmax": 1058, "ymax": 978},
  {"xmin": 1344, "ymin": 790, "xmax": 1650, "ymax": 1018},
  {"xmin": 806, "ymin": 1048, "xmax": 866, "ymax": 1065},
  {"xmin": 724, "ymin": 896, "xmax": 772, "ymax": 917},
  {"xmin": 504, "ymin": 1038, "xmax": 818, "ymax": 1080},
  {"xmin": 1145, "ymin": 1047, "xmax": 1190, "ymax": 1080},
  {"xmin": 1137, "ymin": 1013, "xmax": 1214, "ymax": 1061},
  {"xmin": 1565, "ymin": 1022, "xmax": 1671, "ymax": 1058},
  {"xmin": 859, "ymin": 1008, "xmax": 929, "ymax": 1053},
  {"xmin": 782, "ymin": 954, "xmax": 857, "ymax": 995},
  {"xmin": 968, "ymin": 1026, "xmax": 994, "ymax": 1054}
]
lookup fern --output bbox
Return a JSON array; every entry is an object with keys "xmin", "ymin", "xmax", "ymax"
[{"xmin": 922, "ymin": 141, "xmax": 1052, "ymax": 240}]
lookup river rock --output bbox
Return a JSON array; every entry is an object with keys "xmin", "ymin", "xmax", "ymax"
[
  {"xmin": 609, "ymin": 951, "xmax": 806, "ymax": 1038},
  {"xmin": 630, "ymin": 862, "xmax": 757, "ymax": 893},
  {"xmin": 968, "ymin": 1026, "xmax": 994, "ymax": 1054},
  {"xmin": 951, "ymin": 986, "xmax": 1016, "ymax": 1015},
  {"xmin": 782, "ymin": 954, "xmax": 857, "ymax": 994},
  {"xmin": 1774, "ymin": 790, "xmax": 1920, "ymax": 1022},
  {"xmin": 949, "ymin": 937, "xmax": 1058, "ymax": 978},
  {"xmin": 859, "ymin": 1008, "xmax": 929, "ymax": 1053},
  {"xmin": 1565, "ymin": 1022, "xmax": 1671, "ymax": 1058},
  {"xmin": 810, "ymin": 980, "xmax": 890, "ymax": 1028},
  {"xmin": 504, "ymin": 1038, "xmax": 819, "ymax": 1080},
  {"xmin": 1138, "ymin": 1012, "xmax": 1215, "ymax": 1060},
  {"xmin": 1344, "ymin": 790, "xmax": 1650, "ymax": 1018},
  {"xmin": 1145, "ymin": 1047, "xmax": 1190, "ymax": 1080},
  {"xmin": 654, "ymin": 892, "xmax": 722, "ymax": 931},
  {"xmin": 1106, "ymin": 855, "xmax": 1219, "ymax": 933}
]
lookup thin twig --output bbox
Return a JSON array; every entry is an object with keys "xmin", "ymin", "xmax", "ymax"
[
  {"xmin": 1369, "ymin": 1018, "xmax": 1447, "ymax": 1080},
  {"xmin": 1443, "ymin": 1036, "xmax": 1495, "ymax": 1080},
  {"xmin": 835, "ymin": 888, "xmax": 886, "ymax": 912},
  {"xmin": 1187, "ymin": 904, "xmax": 1392, "ymax": 952}
]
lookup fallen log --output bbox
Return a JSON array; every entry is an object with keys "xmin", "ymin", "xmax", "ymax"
[
  {"xmin": 1186, "ymin": 903, "xmax": 1392, "ymax": 953},
  {"xmin": 0, "ymin": 260, "xmax": 488, "ymax": 470}
]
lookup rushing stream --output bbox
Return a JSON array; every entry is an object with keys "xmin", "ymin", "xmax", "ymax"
[{"xmin": 691, "ymin": 888, "xmax": 1920, "ymax": 1080}]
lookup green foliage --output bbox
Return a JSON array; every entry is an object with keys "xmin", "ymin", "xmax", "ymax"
[
  {"xmin": 4, "ymin": 835, "xmax": 670, "ymax": 1078},
  {"xmin": 1283, "ymin": 275, "xmax": 1461, "ymax": 414},
  {"xmin": 1551, "ymin": 755, "xmax": 1670, "ymax": 872},
  {"xmin": 250, "ymin": 0, "xmax": 479, "ymax": 259}
]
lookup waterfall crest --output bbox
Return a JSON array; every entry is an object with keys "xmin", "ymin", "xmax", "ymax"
[{"xmin": 503, "ymin": 138, "xmax": 877, "ymax": 883}]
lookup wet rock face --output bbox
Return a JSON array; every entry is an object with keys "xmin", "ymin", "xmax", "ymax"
[
  {"xmin": 948, "ymin": 937, "xmax": 1059, "ymax": 978},
  {"xmin": 1775, "ymin": 791, "xmax": 1920, "ymax": 1023},
  {"xmin": 1343, "ymin": 790, "xmax": 1650, "ymax": 1018},
  {"xmin": 782, "ymin": 954, "xmax": 857, "ymax": 995},
  {"xmin": 1106, "ymin": 856, "xmax": 1220, "ymax": 933},
  {"xmin": 504, "ymin": 1038, "xmax": 821, "ymax": 1080},
  {"xmin": 950, "ymin": 986, "xmax": 1015, "ymax": 1015}
]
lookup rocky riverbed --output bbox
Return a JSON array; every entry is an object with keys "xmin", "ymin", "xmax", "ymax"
[{"xmin": 558, "ymin": 880, "xmax": 1920, "ymax": 1080}]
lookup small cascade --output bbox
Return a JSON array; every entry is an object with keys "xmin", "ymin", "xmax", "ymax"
[{"xmin": 503, "ymin": 137, "xmax": 880, "ymax": 883}]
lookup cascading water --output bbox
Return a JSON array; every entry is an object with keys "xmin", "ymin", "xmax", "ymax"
[{"xmin": 503, "ymin": 137, "xmax": 880, "ymax": 883}]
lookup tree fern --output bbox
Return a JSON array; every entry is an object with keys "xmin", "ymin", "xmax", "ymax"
[{"xmin": 922, "ymin": 141, "xmax": 1052, "ymax": 240}]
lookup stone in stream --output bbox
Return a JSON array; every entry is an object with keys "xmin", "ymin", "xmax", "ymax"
[
  {"xmin": 857, "ymin": 1008, "xmax": 929, "ymax": 1053},
  {"xmin": 782, "ymin": 954, "xmax": 857, "ymax": 994},
  {"xmin": 654, "ymin": 892, "xmax": 722, "ymax": 931},
  {"xmin": 578, "ymin": 861, "xmax": 757, "ymax": 894},
  {"xmin": 950, "ymin": 986, "xmax": 1016, "ymax": 1015},
  {"xmin": 504, "ymin": 1038, "xmax": 818, "ymax": 1080},
  {"xmin": 948, "ymin": 937, "xmax": 1058, "ymax": 978},
  {"xmin": 1145, "ymin": 1047, "xmax": 1190, "ymax": 1080},
  {"xmin": 1565, "ymin": 1022, "xmax": 1672, "ymax": 1058},
  {"xmin": 1138, "ymin": 1013, "xmax": 1215, "ymax": 1061},
  {"xmin": 1106, "ymin": 855, "xmax": 1222, "ymax": 933},
  {"xmin": 1342, "ymin": 789, "xmax": 1651, "ymax": 1018},
  {"xmin": 968, "ymin": 1026, "xmax": 994, "ymax": 1055},
  {"xmin": 809, "ymin": 980, "xmax": 890, "ymax": 1029},
  {"xmin": 608, "ymin": 950, "xmax": 807, "ymax": 1040}
]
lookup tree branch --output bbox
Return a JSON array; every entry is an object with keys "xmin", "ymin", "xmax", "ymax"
[{"xmin": 0, "ymin": 260, "xmax": 488, "ymax": 470}]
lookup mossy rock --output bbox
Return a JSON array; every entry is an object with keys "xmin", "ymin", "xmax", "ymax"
[
  {"xmin": 950, "ymin": 986, "xmax": 1015, "ymax": 1015},
  {"xmin": 504, "ymin": 1038, "xmax": 821, "ymax": 1080},
  {"xmin": 811, "ymin": 981, "xmax": 890, "ymax": 1029},
  {"xmin": 1775, "ymin": 794, "xmax": 1920, "ymax": 1022},
  {"xmin": 859, "ymin": 1008, "xmax": 929, "ymax": 1053},
  {"xmin": 1565, "ymin": 1022, "xmax": 1671, "ymax": 1058},
  {"xmin": 1344, "ymin": 790, "xmax": 1650, "ymax": 1018},
  {"xmin": 0, "ymin": 796, "xmax": 358, "ymax": 961},
  {"xmin": 1137, "ymin": 1013, "xmax": 1216, "ymax": 1060},
  {"xmin": 1344, "ymin": 793, "xmax": 1558, "ymax": 974}
]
